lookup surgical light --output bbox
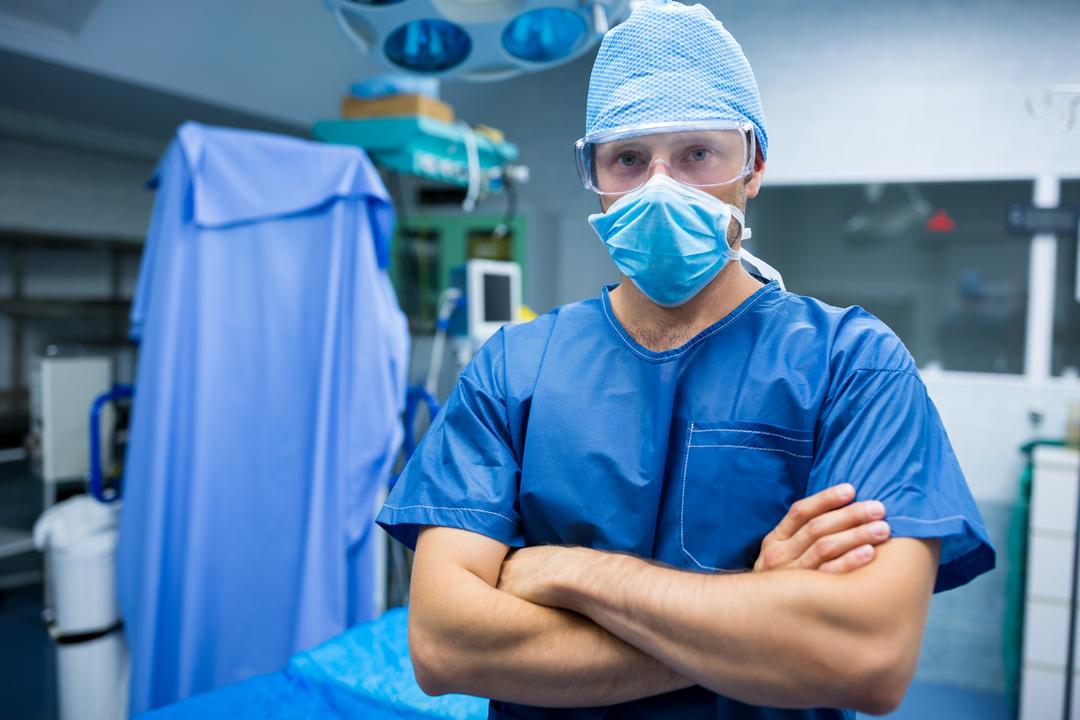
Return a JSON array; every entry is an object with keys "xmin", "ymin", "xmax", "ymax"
[
  {"xmin": 384, "ymin": 19, "xmax": 472, "ymax": 73},
  {"xmin": 325, "ymin": 0, "xmax": 630, "ymax": 81},
  {"xmin": 502, "ymin": 8, "xmax": 587, "ymax": 63}
]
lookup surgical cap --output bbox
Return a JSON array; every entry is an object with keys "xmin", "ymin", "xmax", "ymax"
[{"xmin": 585, "ymin": 0, "xmax": 769, "ymax": 159}]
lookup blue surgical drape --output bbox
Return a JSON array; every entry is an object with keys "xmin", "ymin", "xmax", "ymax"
[{"xmin": 118, "ymin": 122, "xmax": 408, "ymax": 714}]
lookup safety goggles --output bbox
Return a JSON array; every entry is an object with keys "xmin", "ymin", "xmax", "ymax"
[{"xmin": 574, "ymin": 121, "xmax": 757, "ymax": 196}]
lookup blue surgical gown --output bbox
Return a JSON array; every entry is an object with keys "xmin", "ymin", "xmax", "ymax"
[
  {"xmin": 376, "ymin": 280, "xmax": 995, "ymax": 720},
  {"xmin": 121, "ymin": 123, "xmax": 409, "ymax": 714}
]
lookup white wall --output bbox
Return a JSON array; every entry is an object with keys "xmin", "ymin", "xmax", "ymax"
[
  {"xmin": 0, "ymin": 121, "xmax": 149, "ymax": 397},
  {"xmin": 739, "ymin": 0, "xmax": 1080, "ymax": 184},
  {"xmin": 7, "ymin": 0, "xmax": 1075, "ymax": 183},
  {"xmin": 432, "ymin": 0, "xmax": 1080, "ymax": 504},
  {"xmin": 8, "ymin": 0, "xmax": 1075, "ymax": 303},
  {"xmin": 924, "ymin": 371, "xmax": 1080, "ymax": 504},
  {"xmin": 434, "ymin": 0, "xmax": 1080, "ymax": 304},
  {"xmin": 3, "ymin": 0, "xmax": 1077, "ymax": 499},
  {"xmin": 0, "ymin": 128, "xmax": 155, "ymax": 239}
]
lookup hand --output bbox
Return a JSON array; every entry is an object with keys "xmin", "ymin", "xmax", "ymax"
[
  {"xmin": 497, "ymin": 545, "xmax": 578, "ymax": 607},
  {"xmin": 753, "ymin": 483, "xmax": 890, "ymax": 574}
]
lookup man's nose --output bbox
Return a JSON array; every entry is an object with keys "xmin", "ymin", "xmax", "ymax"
[{"xmin": 647, "ymin": 158, "xmax": 674, "ymax": 179}]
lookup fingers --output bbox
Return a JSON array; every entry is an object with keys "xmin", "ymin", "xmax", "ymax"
[
  {"xmin": 782, "ymin": 499, "xmax": 887, "ymax": 561},
  {"xmin": 796, "ymin": 519, "xmax": 891, "ymax": 570},
  {"xmin": 818, "ymin": 545, "xmax": 876, "ymax": 574},
  {"xmin": 768, "ymin": 483, "xmax": 856, "ymax": 542}
]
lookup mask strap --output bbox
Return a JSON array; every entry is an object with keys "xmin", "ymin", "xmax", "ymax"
[
  {"xmin": 729, "ymin": 206, "xmax": 784, "ymax": 289},
  {"xmin": 739, "ymin": 246, "xmax": 785, "ymax": 291},
  {"xmin": 729, "ymin": 205, "xmax": 751, "ymax": 242}
]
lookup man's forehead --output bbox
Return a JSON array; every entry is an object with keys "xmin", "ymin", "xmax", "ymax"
[{"xmin": 599, "ymin": 130, "xmax": 745, "ymax": 150}]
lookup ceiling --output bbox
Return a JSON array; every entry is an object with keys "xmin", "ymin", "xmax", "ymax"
[
  {"xmin": 0, "ymin": 0, "xmax": 377, "ymax": 133},
  {"xmin": 0, "ymin": 47, "xmax": 306, "ymax": 147}
]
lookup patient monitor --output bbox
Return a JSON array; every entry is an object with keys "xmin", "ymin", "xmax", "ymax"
[{"xmin": 452, "ymin": 259, "xmax": 522, "ymax": 349}]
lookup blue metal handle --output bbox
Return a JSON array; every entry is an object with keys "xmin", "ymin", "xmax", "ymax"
[
  {"xmin": 88, "ymin": 384, "xmax": 134, "ymax": 503},
  {"xmin": 390, "ymin": 385, "xmax": 441, "ymax": 490}
]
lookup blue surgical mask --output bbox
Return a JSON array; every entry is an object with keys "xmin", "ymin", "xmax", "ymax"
[{"xmin": 588, "ymin": 174, "xmax": 783, "ymax": 307}]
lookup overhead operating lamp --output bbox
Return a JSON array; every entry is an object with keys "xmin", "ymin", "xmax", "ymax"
[{"xmin": 325, "ymin": 0, "xmax": 631, "ymax": 81}]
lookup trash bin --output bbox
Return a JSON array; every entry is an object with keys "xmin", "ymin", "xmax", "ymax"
[{"xmin": 33, "ymin": 495, "xmax": 129, "ymax": 720}]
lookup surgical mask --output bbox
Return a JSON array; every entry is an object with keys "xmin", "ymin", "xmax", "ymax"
[{"xmin": 588, "ymin": 174, "xmax": 784, "ymax": 307}]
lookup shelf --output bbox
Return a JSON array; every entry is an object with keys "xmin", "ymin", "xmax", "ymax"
[
  {"xmin": 0, "ymin": 299, "xmax": 131, "ymax": 318},
  {"xmin": 0, "ymin": 230, "xmax": 142, "ymax": 250},
  {"xmin": 0, "ymin": 526, "xmax": 34, "ymax": 560},
  {"xmin": 312, "ymin": 116, "xmax": 520, "ymax": 192}
]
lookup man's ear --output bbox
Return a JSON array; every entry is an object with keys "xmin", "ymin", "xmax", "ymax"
[{"xmin": 745, "ymin": 152, "xmax": 766, "ymax": 199}]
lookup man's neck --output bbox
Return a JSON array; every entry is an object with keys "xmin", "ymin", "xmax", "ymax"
[{"xmin": 609, "ymin": 263, "xmax": 766, "ymax": 352}]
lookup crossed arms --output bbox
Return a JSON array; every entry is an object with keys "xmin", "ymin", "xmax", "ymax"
[{"xmin": 408, "ymin": 484, "xmax": 940, "ymax": 715}]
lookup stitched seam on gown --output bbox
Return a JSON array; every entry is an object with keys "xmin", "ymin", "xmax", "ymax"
[
  {"xmin": 382, "ymin": 503, "xmax": 520, "ymax": 527},
  {"xmin": 692, "ymin": 427, "xmax": 812, "ymax": 443},
  {"xmin": 601, "ymin": 283, "xmax": 776, "ymax": 362},
  {"xmin": 688, "ymin": 443, "xmax": 812, "ymax": 459},
  {"xmin": 889, "ymin": 514, "xmax": 986, "ymax": 530},
  {"xmin": 681, "ymin": 422, "xmax": 722, "ymax": 571},
  {"xmin": 823, "ymin": 368, "xmax": 922, "ymax": 407}
]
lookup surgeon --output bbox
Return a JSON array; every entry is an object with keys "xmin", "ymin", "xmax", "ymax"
[{"xmin": 377, "ymin": 1, "xmax": 994, "ymax": 717}]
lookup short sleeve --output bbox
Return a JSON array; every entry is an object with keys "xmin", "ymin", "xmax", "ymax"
[
  {"xmin": 807, "ymin": 368, "xmax": 995, "ymax": 592},
  {"xmin": 376, "ymin": 333, "xmax": 522, "ymax": 551}
]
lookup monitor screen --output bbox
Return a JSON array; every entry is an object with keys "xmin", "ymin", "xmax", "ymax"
[{"xmin": 483, "ymin": 273, "xmax": 512, "ymax": 323}]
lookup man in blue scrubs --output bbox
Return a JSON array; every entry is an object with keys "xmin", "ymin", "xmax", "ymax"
[{"xmin": 377, "ymin": 2, "xmax": 995, "ymax": 717}]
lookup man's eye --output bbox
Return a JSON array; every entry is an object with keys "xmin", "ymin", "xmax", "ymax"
[
  {"xmin": 688, "ymin": 148, "xmax": 710, "ymax": 161},
  {"xmin": 617, "ymin": 153, "xmax": 639, "ymax": 167}
]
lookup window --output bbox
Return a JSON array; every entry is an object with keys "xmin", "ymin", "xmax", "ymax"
[{"xmin": 748, "ymin": 181, "xmax": 1033, "ymax": 374}]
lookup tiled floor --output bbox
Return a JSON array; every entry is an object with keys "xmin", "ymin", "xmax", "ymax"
[
  {"xmin": 1, "ymin": 459, "xmax": 57, "ymax": 720},
  {"xmin": 0, "ymin": 584, "xmax": 56, "ymax": 720}
]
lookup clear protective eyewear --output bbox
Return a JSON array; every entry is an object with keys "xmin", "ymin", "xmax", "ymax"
[{"xmin": 574, "ymin": 121, "xmax": 756, "ymax": 196}]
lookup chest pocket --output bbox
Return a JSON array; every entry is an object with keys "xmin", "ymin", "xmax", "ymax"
[{"xmin": 678, "ymin": 420, "xmax": 814, "ymax": 572}]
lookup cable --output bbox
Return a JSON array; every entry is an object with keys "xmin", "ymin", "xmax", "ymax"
[
  {"xmin": 425, "ymin": 288, "xmax": 463, "ymax": 397},
  {"xmin": 387, "ymin": 170, "xmax": 408, "ymax": 229},
  {"xmin": 493, "ymin": 174, "xmax": 517, "ymax": 240},
  {"xmin": 458, "ymin": 121, "xmax": 481, "ymax": 212}
]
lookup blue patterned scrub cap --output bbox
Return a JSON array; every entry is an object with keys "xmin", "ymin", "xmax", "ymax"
[{"xmin": 585, "ymin": 0, "xmax": 769, "ymax": 159}]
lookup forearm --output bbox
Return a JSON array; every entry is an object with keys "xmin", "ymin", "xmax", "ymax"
[
  {"xmin": 550, "ymin": 542, "xmax": 934, "ymax": 712},
  {"xmin": 410, "ymin": 564, "xmax": 693, "ymax": 706},
  {"xmin": 557, "ymin": 556, "xmax": 867, "ymax": 708}
]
